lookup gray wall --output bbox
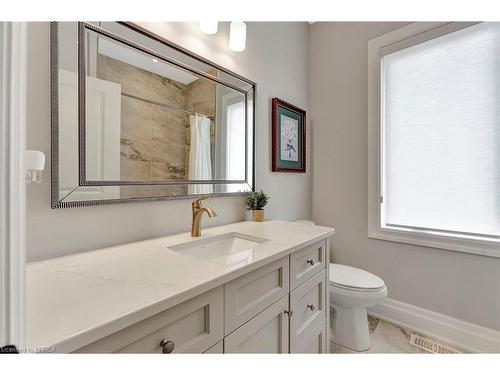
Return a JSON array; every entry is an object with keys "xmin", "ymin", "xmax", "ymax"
[
  {"xmin": 310, "ymin": 22, "xmax": 500, "ymax": 331},
  {"xmin": 27, "ymin": 22, "xmax": 311, "ymax": 261}
]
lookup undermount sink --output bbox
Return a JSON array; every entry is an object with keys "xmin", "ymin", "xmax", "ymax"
[{"xmin": 168, "ymin": 232, "xmax": 268, "ymax": 262}]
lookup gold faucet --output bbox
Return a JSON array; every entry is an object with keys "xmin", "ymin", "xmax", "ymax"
[{"xmin": 191, "ymin": 195, "xmax": 217, "ymax": 237}]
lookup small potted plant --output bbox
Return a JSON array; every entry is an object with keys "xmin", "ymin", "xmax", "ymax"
[{"xmin": 246, "ymin": 190, "xmax": 270, "ymax": 222}]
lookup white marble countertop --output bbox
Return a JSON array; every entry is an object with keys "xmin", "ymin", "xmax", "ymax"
[{"xmin": 26, "ymin": 220, "xmax": 334, "ymax": 352}]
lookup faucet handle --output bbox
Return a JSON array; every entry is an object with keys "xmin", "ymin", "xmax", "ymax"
[{"xmin": 192, "ymin": 195, "xmax": 209, "ymax": 208}]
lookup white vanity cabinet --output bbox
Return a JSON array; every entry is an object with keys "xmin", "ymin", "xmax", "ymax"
[
  {"xmin": 71, "ymin": 238, "xmax": 330, "ymax": 354},
  {"xmin": 289, "ymin": 269, "xmax": 327, "ymax": 352},
  {"xmin": 26, "ymin": 221, "xmax": 335, "ymax": 353},
  {"xmin": 75, "ymin": 286, "xmax": 224, "ymax": 353},
  {"xmin": 204, "ymin": 341, "xmax": 224, "ymax": 353},
  {"xmin": 290, "ymin": 240, "xmax": 326, "ymax": 289},
  {"xmin": 292, "ymin": 320, "xmax": 328, "ymax": 353},
  {"xmin": 225, "ymin": 296, "xmax": 290, "ymax": 353},
  {"xmin": 224, "ymin": 257, "xmax": 289, "ymax": 334},
  {"xmin": 223, "ymin": 239, "xmax": 328, "ymax": 354}
]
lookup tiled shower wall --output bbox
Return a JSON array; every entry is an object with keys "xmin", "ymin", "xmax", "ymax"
[
  {"xmin": 96, "ymin": 55, "xmax": 216, "ymax": 194},
  {"xmin": 184, "ymin": 71, "xmax": 217, "ymax": 174}
]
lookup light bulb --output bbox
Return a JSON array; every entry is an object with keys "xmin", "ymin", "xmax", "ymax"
[
  {"xmin": 229, "ymin": 21, "xmax": 246, "ymax": 52},
  {"xmin": 198, "ymin": 21, "xmax": 218, "ymax": 35}
]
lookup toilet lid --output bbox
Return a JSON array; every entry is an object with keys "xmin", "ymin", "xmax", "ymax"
[{"xmin": 329, "ymin": 263, "xmax": 385, "ymax": 290}]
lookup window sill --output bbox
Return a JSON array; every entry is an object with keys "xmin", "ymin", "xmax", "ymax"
[{"xmin": 368, "ymin": 227, "xmax": 500, "ymax": 258}]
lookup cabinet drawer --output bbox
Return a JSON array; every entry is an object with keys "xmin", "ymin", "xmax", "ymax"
[
  {"xmin": 224, "ymin": 295, "xmax": 289, "ymax": 353},
  {"xmin": 290, "ymin": 319, "xmax": 327, "ymax": 353},
  {"xmin": 75, "ymin": 286, "xmax": 223, "ymax": 353},
  {"xmin": 290, "ymin": 240, "xmax": 326, "ymax": 290},
  {"xmin": 289, "ymin": 269, "xmax": 326, "ymax": 352},
  {"xmin": 224, "ymin": 256, "xmax": 289, "ymax": 334}
]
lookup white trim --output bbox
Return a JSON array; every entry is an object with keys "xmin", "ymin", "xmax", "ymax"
[
  {"xmin": 379, "ymin": 22, "xmax": 477, "ymax": 56},
  {"xmin": 368, "ymin": 298, "xmax": 500, "ymax": 353},
  {"xmin": 367, "ymin": 22, "xmax": 500, "ymax": 258},
  {"xmin": 325, "ymin": 237, "xmax": 331, "ymax": 345},
  {"xmin": 0, "ymin": 22, "xmax": 27, "ymax": 349}
]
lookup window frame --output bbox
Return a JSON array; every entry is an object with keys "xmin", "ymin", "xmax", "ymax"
[{"xmin": 368, "ymin": 22, "xmax": 500, "ymax": 258}]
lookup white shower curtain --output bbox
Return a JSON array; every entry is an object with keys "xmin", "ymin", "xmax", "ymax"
[{"xmin": 188, "ymin": 114, "xmax": 213, "ymax": 194}]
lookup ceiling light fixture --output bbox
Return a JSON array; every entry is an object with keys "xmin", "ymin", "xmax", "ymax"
[
  {"xmin": 229, "ymin": 21, "xmax": 247, "ymax": 52},
  {"xmin": 198, "ymin": 21, "xmax": 219, "ymax": 35}
]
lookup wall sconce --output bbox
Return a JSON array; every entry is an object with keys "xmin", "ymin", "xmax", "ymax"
[
  {"xmin": 25, "ymin": 150, "xmax": 45, "ymax": 184},
  {"xmin": 229, "ymin": 22, "xmax": 247, "ymax": 52},
  {"xmin": 198, "ymin": 21, "xmax": 219, "ymax": 35}
]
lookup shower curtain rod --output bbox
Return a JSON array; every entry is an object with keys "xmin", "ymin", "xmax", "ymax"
[{"xmin": 121, "ymin": 92, "xmax": 215, "ymax": 120}]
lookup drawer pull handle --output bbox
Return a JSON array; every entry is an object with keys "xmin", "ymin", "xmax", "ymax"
[
  {"xmin": 160, "ymin": 339, "xmax": 175, "ymax": 354},
  {"xmin": 284, "ymin": 310, "xmax": 293, "ymax": 317},
  {"xmin": 307, "ymin": 304, "xmax": 315, "ymax": 311},
  {"xmin": 306, "ymin": 259, "xmax": 315, "ymax": 266}
]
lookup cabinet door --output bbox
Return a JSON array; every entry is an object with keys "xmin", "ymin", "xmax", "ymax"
[
  {"xmin": 290, "ymin": 240, "xmax": 326, "ymax": 290},
  {"xmin": 225, "ymin": 256, "xmax": 289, "ymax": 334},
  {"xmin": 290, "ymin": 319, "xmax": 327, "ymax": 354},
  {"xmin": 289, "ymin": 269, "xmax": 327, "ymax": 352},
  {"xmin": 224, "ymin": 295, "xmax": 289, "ymax": 353}
]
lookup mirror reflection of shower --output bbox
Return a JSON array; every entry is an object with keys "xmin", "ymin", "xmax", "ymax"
[{"xmin": 53, "ymin": 22, "xmax": 255, "ymax": 206}]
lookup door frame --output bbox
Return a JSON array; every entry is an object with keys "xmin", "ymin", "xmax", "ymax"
[{"xmin": 0, "ymin": 22, "xmax": 27, "ymax": 350}]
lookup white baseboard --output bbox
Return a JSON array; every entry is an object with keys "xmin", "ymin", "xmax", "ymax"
[{"xmin": 367, "ymin": 298, "xmax": 500, "ymax": 353}]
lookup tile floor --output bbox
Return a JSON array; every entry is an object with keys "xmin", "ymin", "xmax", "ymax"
[{"xmin": 330, "ymin": 316, "xmax": 463, "ymax": 353}]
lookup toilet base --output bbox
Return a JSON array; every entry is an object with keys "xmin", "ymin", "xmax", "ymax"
[{"xmin": 330, "ymin": 306, "xmax": 371, "ymax": 351}]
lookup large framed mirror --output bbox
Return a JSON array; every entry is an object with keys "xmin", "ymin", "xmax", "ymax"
[{"xmin": 51, "ymin": 22, "xmax": 255, "ymax": 208}]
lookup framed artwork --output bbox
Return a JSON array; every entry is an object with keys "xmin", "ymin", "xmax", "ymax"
[{"xmin": 271, "ymin": 98, "xmax": 306, "ymax": 173}]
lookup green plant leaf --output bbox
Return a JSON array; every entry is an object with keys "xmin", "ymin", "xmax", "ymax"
[{"xmin": 246, "ymin": 190, "xmax": 270, "ymax": 210}]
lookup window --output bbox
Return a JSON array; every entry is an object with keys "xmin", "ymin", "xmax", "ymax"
[
  {"xmin": 226, "ymin": 100, "xmax": 246, "ymax": 180},
  {"xmin": 368, "ymin": 22, "xmax": 500, "ymax": 257},
  {"xmin": 214, "ymin": 88, "xmax": 251, "ymax": 194}
]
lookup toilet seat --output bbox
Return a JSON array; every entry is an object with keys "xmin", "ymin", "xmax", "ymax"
[{"xmin": 329, "ymin": 263, "xmax": 385, "ymax": 292}]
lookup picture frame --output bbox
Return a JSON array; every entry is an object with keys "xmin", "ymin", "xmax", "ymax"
[{"xmin": 271, "ymin": 98, "xmax": 306, "ymax": 173}]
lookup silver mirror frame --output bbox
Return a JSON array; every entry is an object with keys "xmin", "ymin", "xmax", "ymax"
[{"xmin": 50, "ymin": 22, "xmax": 256, "ymax": 208}]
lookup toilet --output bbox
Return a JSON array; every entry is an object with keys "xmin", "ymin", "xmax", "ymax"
[{"xmin": 329, "ymin": 263, "xmax": 387, "ymax": 351}]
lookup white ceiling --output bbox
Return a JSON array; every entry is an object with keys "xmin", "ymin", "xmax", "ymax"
[{"xmin": 98, "ymin": 37, "xmax": 199, "ymax": 85}]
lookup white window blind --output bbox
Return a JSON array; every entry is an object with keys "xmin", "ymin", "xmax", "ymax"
[{"xmin": 381, "ymin": 22, "xmax": 500, "ymax": 239}]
